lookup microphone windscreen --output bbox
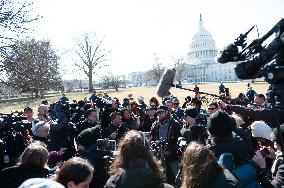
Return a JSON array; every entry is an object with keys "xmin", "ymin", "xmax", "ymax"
[{"xmin": 156, "ymin": 69, "xmax": 176, "ymax": 98}]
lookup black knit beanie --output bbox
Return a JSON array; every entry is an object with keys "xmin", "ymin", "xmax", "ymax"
[
  {"xmin": 76, "ymin": 126, "xmax": 102, "ymax": 148},
  {"xmin": 207, "ymin": 111, "xmax": 233, "ymax": 139}
]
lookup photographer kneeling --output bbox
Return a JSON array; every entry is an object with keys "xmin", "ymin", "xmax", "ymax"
[{"xmin": 76, "ymin": 126, "xmax": 110, "ymax": 188}]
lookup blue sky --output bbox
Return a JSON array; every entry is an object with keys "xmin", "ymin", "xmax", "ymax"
[{"xmin": 33, "ymin": 0, "xmax": 284, "ymax": 80}]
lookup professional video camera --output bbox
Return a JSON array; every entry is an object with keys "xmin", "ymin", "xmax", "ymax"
[
  {"xmin": 217, "ymin": 19, "xmax": 284, "ymax": 108},
  {"xmin": 0, "ymin": 111, "xmax": 31, "ymax": 133},
  {"xmin": 0, "ymin": 112, "xmax": 31, "ymax": 169}
]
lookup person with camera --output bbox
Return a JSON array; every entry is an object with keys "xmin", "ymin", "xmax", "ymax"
[
  {"xmin": 76, "ymin": 109, "xmax": 100, "ymax": 137},
  {"xmin": 76, "ymin": 126, "xmax": 109, "ymax": 188},
  {"xmin": 102, "ymin": 112, "xmax": 129, "ymax": 142},
  {"xmin": 150, "ymin": 105, "xmax": 181, "ymax": 185},
  {"xmin": 105, "ymin": 130, "xmax": 173, "ymax": 188},
  {"xmin": 180, "ymin": 108, "xmax": 207, "ymax": 145}
]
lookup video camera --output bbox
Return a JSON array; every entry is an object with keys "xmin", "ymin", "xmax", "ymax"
[
  {"xmin": 217, "ymin": 19, "xmax": 284, "ymax": 108},
  {"xmin": 0, "ymin": 111, "xmax": 31, "ymax": 133}
]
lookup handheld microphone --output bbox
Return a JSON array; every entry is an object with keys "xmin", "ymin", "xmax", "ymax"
[{"xmin": 156, "ymin": 68, "xmax": 176, "ymax": 98}]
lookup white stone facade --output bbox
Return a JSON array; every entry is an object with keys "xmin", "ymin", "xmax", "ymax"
[{"xmin": 186, "ymin": 14, "xmax": 238, "ymax": 82}]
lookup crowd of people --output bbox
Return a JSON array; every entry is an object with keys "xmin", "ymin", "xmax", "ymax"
[{"xmin": 0, "ymin": 84, "xmax": 284, "ymax": 188}]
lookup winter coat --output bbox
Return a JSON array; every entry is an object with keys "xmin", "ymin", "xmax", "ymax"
[
  {"xmin": 209, "ymin": 137, "xmax": 250, "ymax": 165},
  {"xmin": 104, "ymin": 168, "xmax": 173, "ymax": 188},
  {"xmin": 0, "ymin": 164, "xmax": 51, "ymax": 188},
  {"xmin": 151, "ymin": 117, "xmax": 181, "ymax": 163}
]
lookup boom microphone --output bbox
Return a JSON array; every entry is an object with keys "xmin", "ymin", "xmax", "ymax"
[{"xmin": 156, "ymin": 68, "xmax": 176, "ymax": 98}]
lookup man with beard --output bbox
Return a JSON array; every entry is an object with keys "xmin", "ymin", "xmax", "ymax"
[{"xmin": 150, "ymin": 105, "xmax": 181, "ymax": 185}]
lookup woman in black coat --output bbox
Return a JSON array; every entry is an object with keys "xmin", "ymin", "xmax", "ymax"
[
  {"xmin": 104, "ymin": 130, "xmax": 173, "ymax": 188},
  {"xmin": 0, "ymin": 141, "xmax": 51, "ymax": 188}
]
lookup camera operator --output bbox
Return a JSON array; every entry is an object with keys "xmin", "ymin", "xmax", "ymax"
[
  {"xmin": 102, "ymin": 112, "xmax": 129, "ymax": 142},
  {"xmin": 76, "ymin": 126, "xmax": 109, "ymax": 188},
  {"xmin": 150, "ymin": 105, "xmax": 181, "ymax": 184},
  {"xmin": 76, "ymin": 109, "xmax": 99, "ymax": 137},
  {"xmin": 180, "ymin": 108, "xmax": 207, "ymax": 145},
  {"xmin": 49, "ymin": 107, "xmax": 75, "ymax": 156}
]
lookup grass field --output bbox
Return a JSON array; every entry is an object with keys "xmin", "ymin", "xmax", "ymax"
[{"xmin": 0, "ymin": 81, "xmax": 270, "ymax": 113}]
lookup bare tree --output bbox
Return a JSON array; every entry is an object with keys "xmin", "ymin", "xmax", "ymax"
[
  {"xmin": 147, "ymin": 53, "xmax": 165, "ymax": 83},
  {"xmin": 73, "ymin": 32, "xmax": 111, "ymax": 92},
  {"xmin": 100, "ymin": 72, "xmax": 126, "ymax": 91},
  {"xmin": 0, "ymin": 0, "xmax": 41, "ymax": 49},
  {"xmin": 172, "ymin": 56, "xmax": 187, "ymax": 85}
]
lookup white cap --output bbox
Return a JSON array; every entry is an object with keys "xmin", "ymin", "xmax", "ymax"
[{"xmin": 251, "ymin": 121, "xmax": 272, "ymax": 140}]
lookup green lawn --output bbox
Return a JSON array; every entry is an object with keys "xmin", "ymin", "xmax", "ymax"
[{"xmin": 0, "ymin": 82, "xmax": 270, "ymax": 113}]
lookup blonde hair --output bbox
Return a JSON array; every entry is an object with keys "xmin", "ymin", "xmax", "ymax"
[{"xmin": 19, "ymin": 141, "xmax": 49, "ymax": 167}]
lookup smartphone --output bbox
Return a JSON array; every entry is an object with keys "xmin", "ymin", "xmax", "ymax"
[{"xmin": 259, "ymin": 148, "xmax": 270, "ymax": 158}]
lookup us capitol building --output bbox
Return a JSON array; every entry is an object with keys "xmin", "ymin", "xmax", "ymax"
[
  {"xmin": 186, "ymin": 14, "xmax": 238, "ymax": 83},
  {"xmin": 128, "ymin": 14, "xmax": 238, "ymax": 86}
]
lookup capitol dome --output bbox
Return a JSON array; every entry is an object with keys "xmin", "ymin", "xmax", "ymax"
[{"xmin": 187, "ymin": 14, "xmax": 218, "ymax": 65}]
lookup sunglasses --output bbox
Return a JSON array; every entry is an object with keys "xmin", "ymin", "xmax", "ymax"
[
  {"xmin": 208, "ymin": 108, "xmax": 216, "ymax": 110},
  {"xmin": 157, "ymin": 111, "xmax": 165, "ymax": 115}
]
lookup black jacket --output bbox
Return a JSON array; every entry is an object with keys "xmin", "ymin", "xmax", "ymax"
[
  {"xmin": 78, "ymin": 144, "xmax": 111, "ymax": 188},
  {"xmin": 0, "ymin": 164, "xmax": 51, "ymax": 188},
  {"xmin": 151, "ymin": 117, "xmax": 181, "ymax": 163},
  {"xmin": 104, "ymin": 168, "xmax": 173, "ymax": 188},
  {"xmin": 209, "ymin": 137, "xmax": 250, "ymax": 165}
]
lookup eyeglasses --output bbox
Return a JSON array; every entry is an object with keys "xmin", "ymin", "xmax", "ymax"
[{"xmin": 208, "ymin": 108, "xmax": 217, "ymax": 110}]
